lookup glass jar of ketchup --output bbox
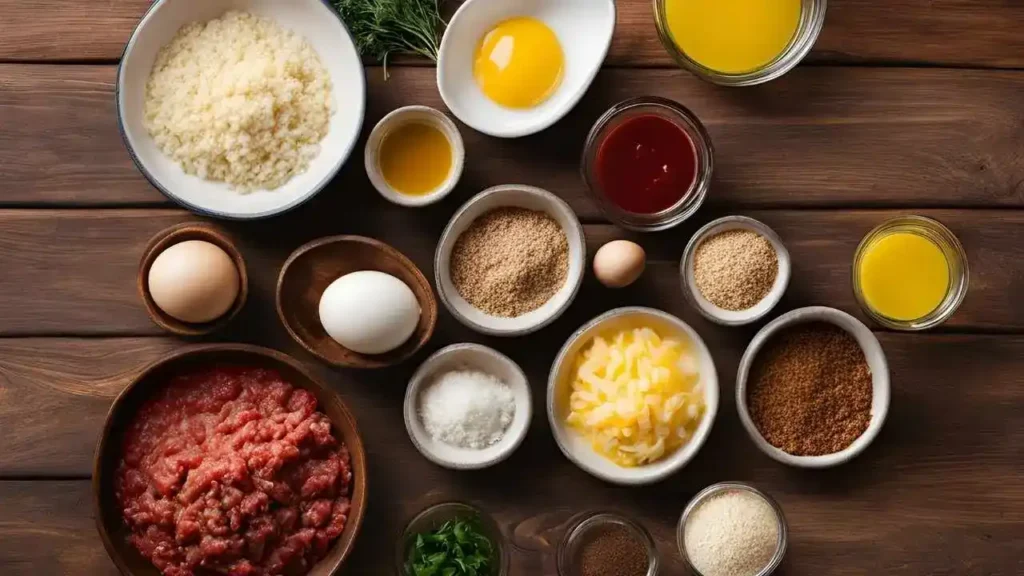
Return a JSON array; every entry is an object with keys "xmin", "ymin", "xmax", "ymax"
[{"xmin": 582, "ymin": 97, "xmax": 713, "ymax": 231}]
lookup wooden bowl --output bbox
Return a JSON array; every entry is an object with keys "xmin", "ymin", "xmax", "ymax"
[
  {"xmin": 138, "ymin": 222, "xmax": 249, "ymax": 336},
  {"xmin": 277, "ymin": 235, "xmax": 437, "ymax": 369},
  {"xmin": 92, "ymin": 344, "xmax": 368, "ymax": 576}
]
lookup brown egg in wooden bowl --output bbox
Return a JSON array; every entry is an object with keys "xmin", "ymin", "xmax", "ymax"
[
  {"xmin": 277, "ymin": 235, "xmax": 437, "ymax": 369},
  {"xmin": 92, "ymin": 343, "xmax": 367, "ymax": 576},
  {"xmin": 138, "ymin": 222, "xmax": 249, "ymax": 337}
]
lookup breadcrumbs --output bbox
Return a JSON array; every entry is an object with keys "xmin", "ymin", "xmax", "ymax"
[
  {"xmin": 450, "ymin": 208, "xmax": 568, "ymax": 318},
  {"xmin": 694, "ymin": 229, "xmax": 778, "ymax": 311}
]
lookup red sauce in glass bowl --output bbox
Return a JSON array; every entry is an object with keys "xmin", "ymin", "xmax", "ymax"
[
  {"xmin": 594, "ymin": 114, "xmax": 698, "ymax": 215},
  {"xmin": 114, "ymin": 366, "xmax": 352, "ymax": 576}
]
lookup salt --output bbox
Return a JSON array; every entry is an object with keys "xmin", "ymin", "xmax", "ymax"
[{"xmin": 419, "ymin": 369, "xmax": 515, "ymax": 449}]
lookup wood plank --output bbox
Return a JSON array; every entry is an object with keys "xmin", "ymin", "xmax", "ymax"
[
  {"xmin": 2, "ymin": 0, "xmax": 1023, "ymax": 68},
  {"xmin": 0, "ymin": 331, "xmax": 1021, "ymax": 574},
  {"xmin": 0, "ymin": 208, "xmax": 1018, "ymax": 337},
  {"xmin": 3, "ymin": 65, "xmax": 1024, "ymax": 210}
]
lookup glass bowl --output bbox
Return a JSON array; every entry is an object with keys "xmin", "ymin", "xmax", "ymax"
[
  {"xmin": 581, "ymin": 97, "xmax": 714, "ymax": 232},
  {"xmin": 396, "ymin": 502, "xmax": 509, "ymax": 576},
  {"xmin": 677, "ymin": 482, "xmax": 788, "ymax": 576},
  {"xmin": 653, "ymin": 0, "xmax": 827, "ymax": 86},
  {"xmin": 557, "ymin": 512, "xmax": 660, "ymax": 576},
  {"xmin": 852, "ymin": 215, "xmax": 969, "ymax": 331}
]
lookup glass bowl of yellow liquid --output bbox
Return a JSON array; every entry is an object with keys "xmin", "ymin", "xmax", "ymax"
[
  {"xmin": 654, "ymin": 0, "xmax": 827, "ymax": 86},
  {"xmin": 853, "ymin": 216, "xmax": 969, "ymax": 331}
]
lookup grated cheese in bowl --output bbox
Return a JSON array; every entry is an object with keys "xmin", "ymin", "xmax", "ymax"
[{"xmin": 566, "ymin": 326, "xmax": 706, "ymax": 467}]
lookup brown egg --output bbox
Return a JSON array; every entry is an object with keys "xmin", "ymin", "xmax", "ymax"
[
  {"xmin": 593, "ymin": 240, "xmax": 646, "ymax": 288},
  {"xmin": 147, "ymin": 240, "xmax": 240, "ymax": 323}
]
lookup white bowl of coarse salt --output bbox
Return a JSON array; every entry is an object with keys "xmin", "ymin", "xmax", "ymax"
[
  {"xmin": 404, "ymin": 343, "xmax": 533, "ymax": 470},
  {"xmin": 678, "ymin": 482, "xmax": 788, "ymax": 576},
  {"xmin": 117, "ymin": 0, "xmax": 365, "ymax": 219}
]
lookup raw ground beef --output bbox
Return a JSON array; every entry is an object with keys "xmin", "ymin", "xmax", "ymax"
[{"xmin": 115, "ymin": 366, "xmax": 353, "ymax": 576}]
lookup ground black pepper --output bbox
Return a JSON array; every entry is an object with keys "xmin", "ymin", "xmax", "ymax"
[
  {"xmin": 747, "ymin": 323, "xmax": 873, "ymax": 456},
  {"xmin": 577, "ymin": 523, "xmax": 649, "ymax": 576}
]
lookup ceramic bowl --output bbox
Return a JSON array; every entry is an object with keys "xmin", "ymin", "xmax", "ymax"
[
  {"xmin": 138, "ymin": 222, "xmax": 249, "ymax": 336},
  {"xmin": 395, "ymin": 502, "xmax": 510, "ymax": 576},
  {"xmin": 435, "ymin": 185, "xmax": 586, "ymax": 337},
  {"xmin": 365, "ymin": 106, "xmax": 466, "ymax": 207},
  {"xmin": 93, "ymin": 344, "xmax": 367, "ymax": 576},
  {"xmin": 547, "ymin": 307, "xmax": 719, "ymax": 485},
  {"xmin": 117, "ymin": 0, "xmax": 365, "ymax": 219},
  {"xmin": 277, "ymin": 235, "xmax": 437, "ymax": 369},
  {"xmin": 736, "ymin": 306, "xmax": 891, "ymax": 468},
  {"xmin": 437, "ymin": 0, "xmax": 615, "ymax": 138},
  {"xmin": 404, "ymin": 344, "xmax": 532, "ymax": 470},
  {"xmin": 681, "ymin": 216, "xmax": 791, "ymax": 326}
]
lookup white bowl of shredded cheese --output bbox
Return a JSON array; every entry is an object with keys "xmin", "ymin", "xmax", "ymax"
[
  {"xmin": 547, "ymin": 307, "xmax": 719, "ymax": 485},
  {"xmin": 405, "ymin": 343, "xmax": 533, "ymax": 470},
  {"xmin": 117, "ymin": 0, "xmax": 365, "ymax": 219}
]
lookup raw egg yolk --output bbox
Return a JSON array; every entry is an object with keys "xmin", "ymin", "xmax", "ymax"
[
  {"xmin": 474, "ymin": 17, "xmax": 564, "ymax": 109},
  {"xmin": 378, "ymin": 122, "xmax": 453, "ymax": 196}
]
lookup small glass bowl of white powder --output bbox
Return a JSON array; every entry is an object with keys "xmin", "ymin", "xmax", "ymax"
[
  {"xmin": 404, "ymin": 343, "xmax": 533, "ymax": 470},
  {"xmin": 677, "ymin": 482, "xmax": 788, "ymax": 576}
]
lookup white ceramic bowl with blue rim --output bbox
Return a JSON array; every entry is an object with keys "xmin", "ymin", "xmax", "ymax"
[
  {"xmin": 404, "ymin": 343, "xmax": 533, "ymax": 470},
  {"xmin": 434, "ymin": 184, "xmax": 587, "ymax": 336},
  {"xmin": 547, "ymin": 307, "xmax": 720, "ymax": 485},
  {"xmin": 736, "ymin": 306, "xmax": 891, "ymax": 468},
  {"xmin": 437, "ymin": 0, "xmax": 616, "ymax": 138},
  {"xmin": 117, "ymin": 0, "xmax": 366, "ymax": 219}
]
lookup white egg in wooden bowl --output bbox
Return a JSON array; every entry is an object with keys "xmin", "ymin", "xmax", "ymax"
[{"xmin": 437, "ymin": 0, "xmax": 616, "ymax": 138}]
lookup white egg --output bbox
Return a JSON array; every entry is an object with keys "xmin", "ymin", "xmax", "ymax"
[
  {"xmin": 437, "ymin": 0, "xmax": 616, "ymax": 138},
  {"xmin": 319, "ymin": 271, "xmax": 421, "ymax": 355}
]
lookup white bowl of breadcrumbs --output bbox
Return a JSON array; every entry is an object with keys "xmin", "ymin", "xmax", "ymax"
[
  {"xmin": 434, "ymin": 185, "xmax": 587, "ymax": 337},
  {"xmin": 680, "ymin": 215, "xmax": 791, "ymax": 326},
  {"xmin": 117, "ymin": 0, "xmax": 365, "ymax": 219}
]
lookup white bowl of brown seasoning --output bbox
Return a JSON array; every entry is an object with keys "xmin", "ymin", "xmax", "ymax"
[
  {"xmin": 435, "ymin": 185, "xmax": 586, "ymax": 336},
  {"xmin": 557, "ymin": 512, "xmax": 659, "ymax": 576},
  {"xmin": 736, "ymin": 306, "xmax": 891, "ymax": 468},
  {"xmin": 681, "ymin": 216, "xmax": 790, "ymax": 326}
]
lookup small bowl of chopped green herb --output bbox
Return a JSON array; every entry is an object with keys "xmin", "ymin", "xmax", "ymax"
[{"xmin": 397, "ymin": 502, "xmax": 508, "ymax": 576}]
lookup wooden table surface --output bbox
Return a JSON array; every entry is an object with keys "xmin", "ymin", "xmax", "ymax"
[{"xmin": 1, "ymin": 1, "xmax": 1022, "ymax": 575}]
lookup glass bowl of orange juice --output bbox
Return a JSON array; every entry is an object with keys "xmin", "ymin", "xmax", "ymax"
[
  {"xmin": 853, "ymin": 216, "xmax": 969, "ymax": 331},
  {"xmin": 653, "ymin": 0, "xmax": 827, "ymax": 86}
]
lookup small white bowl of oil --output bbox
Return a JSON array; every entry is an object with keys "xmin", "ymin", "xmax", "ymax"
[{"xmin": 365, "ymin": 105, "xmax": 465, "ymax": 207}]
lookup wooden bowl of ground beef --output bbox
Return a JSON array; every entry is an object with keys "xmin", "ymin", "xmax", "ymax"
[{"xmin": 92, "ymin": 344, "xmax": 367, "ymax": 576}]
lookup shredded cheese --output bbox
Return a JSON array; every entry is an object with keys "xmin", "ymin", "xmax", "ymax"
[{"xmin": 566, "ymin": 327, "xmax": 705, "ymax": 466}]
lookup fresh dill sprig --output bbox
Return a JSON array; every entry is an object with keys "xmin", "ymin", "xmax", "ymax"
[{"xmin": 333, "ymin": 0, "xmax": 446, "ymax": 78}]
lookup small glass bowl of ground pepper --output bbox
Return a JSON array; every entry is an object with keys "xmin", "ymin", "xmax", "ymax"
[
  {"xmin": 582, "ymin": 97, "xmax": 714, "ymax": 232},
  {"xmin": 397, "ymin": 502, "xmax": 509, "ymax": 576},
  {"xmin": 681, "ymin": 216, "xmax": 791, "ymax": 326},
  {"xmin": 557, "ymin": 512, "xmax": 659, "ymax": 576}
]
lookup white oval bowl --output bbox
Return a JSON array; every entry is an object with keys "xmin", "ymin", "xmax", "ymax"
[
  {"xmin": 364, "ymin": 106, "xmax": 466, "ymax": 208},
  {"xmin": 681, "ymin": 215, "xmax": 791, "ymax": 326},
  {"xmin": 736, "ymin": 306, "xmax": 891, "ymax": 468},
  {"xmin": 547, "ymin": 307, "xmax": 720, "ymax": 485},
  {"xmin": 404, "ymin": 344, "xmax": 532, "ymax": 470},
  {"xmin": 117, "ymin": 0, "xmax": 366, "ymax": 219},
  {"xmin": 437, "ymin": 0, "xmax": 616, "ymax": 138},
  {"xmin": 435, "ymin": 185, "xmax": 586, "ymax": 336}
]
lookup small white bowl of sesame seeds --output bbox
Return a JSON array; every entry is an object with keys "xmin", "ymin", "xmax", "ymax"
[{"xmin": 680, "ymin": 216, "xmax": 791, "ymax": 326}]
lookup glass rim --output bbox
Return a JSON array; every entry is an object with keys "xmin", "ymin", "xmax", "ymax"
[
  {"xmin": 676, "ymin": 482, "xmax": 788, "ymax": 576},
  {"xmin": 653, "ymin": 0, "xmax": 828, "ymax": 86},
  {"xmin": 852, "ymin": 215, "xmax": 970, "ymax": 331},
  {"xmin": 581, "ymin": 96, "xmax": 714, "ymax": 232},
  {"xmin": 557, "ymin": 511, "xmax": 660, "ymax": 576}
]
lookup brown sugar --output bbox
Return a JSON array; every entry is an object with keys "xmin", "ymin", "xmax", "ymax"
[
  {"xmin": 450, "ymin": 207, "xmax": 569, "ymax": 318},
  {"xmin": 746, "ymin": 323, "xmax": 873, "ymax": 456}
]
